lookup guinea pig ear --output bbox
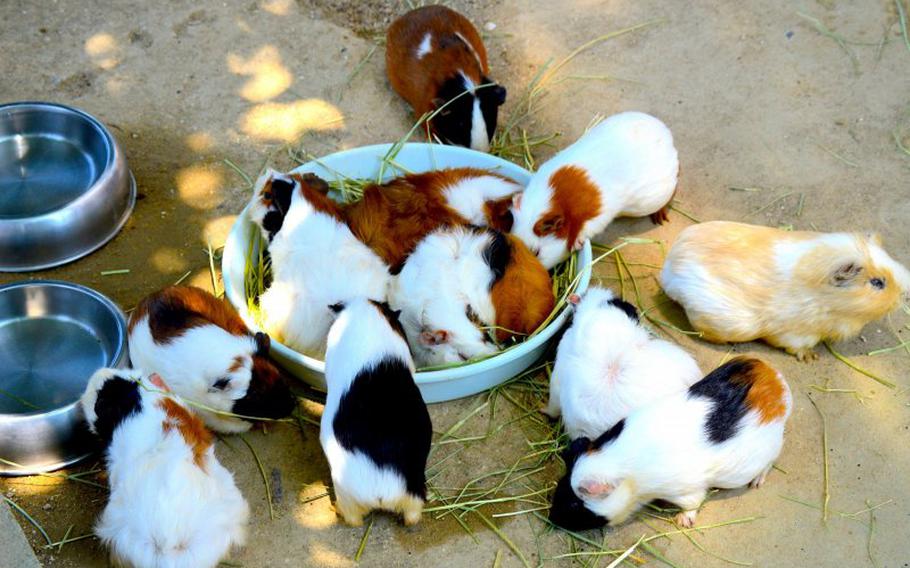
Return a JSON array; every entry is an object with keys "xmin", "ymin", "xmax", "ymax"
[
  {"xmin": 830, "ymin": 261, "xmax": 864, "ymax": 287},
  {"xmin": 577, "ymin": 479, "xmax": 615, "ymax": 499},
  {"xmin": 534, "ymin": 212, "xmax": 564, "ymax": 237},
  {"xmin": 420, "ymin": 329, "xmax": 449, "ymax": 346},
  {"xmin": 254, "ymin": 332, "xmax": 271, "ymax": 356},
  {"xmin": 490, "ymin": 84, "xmax": 507, "ymax": 106}
]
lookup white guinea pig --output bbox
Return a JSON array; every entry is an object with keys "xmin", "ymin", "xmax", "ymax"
[
  {"xmin": 247, "ymin": 169, "xmax": 390, "ymax": 358},
  {"xmin": 320, "ymin": 298, "xmax": 432, "ymax": 526},
  {"xmin": 510, "ymin": 111, "xmax": 679, "ymax": 269},
  {"xmin": 660, "ymin": 221, "xmax": 910, "ymax": 360},
  {"xmin": 544, "ymin": 286, "xmax": 702, "ymax": 440},
  {"xmin": 81, "ymin": 368, "xmax": 249, "ymax": 568},
  {"xmin": 388, "ymin": 225, "xmax": 554, "ymax": 367},
  {"xmin": 129, "ymin": 286, "xmax": 295, "ymax": 434},
  {"xmin": 549, "ymin": 357, "xmax": 791, "ymax": 531}
]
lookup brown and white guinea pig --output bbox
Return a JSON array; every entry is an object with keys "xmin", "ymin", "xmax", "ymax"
[
  {"xmin": 549, "ymin": 357, "xmax": 791, "ymax": 531},
  {"xmin": 81, "ymin": 368, "xmax": 249, "ymax": 568},
  {"xmin": 344, "ymin": 167, "xmax": 523, "ymax": 267},
  {"xmin": 129, "ymin": 286, "xmax": 295, "ymax": 433},
  {"xmin": 388, "ymin": 225, "xmax": 554, "ymax": 366},
  {"xmin": 386, "ymin": 5, "xmax": 507, "ymax": 151},
  {"xmin": 660, "ymin": 221, "xmax": 910, "ymax": 361},
  {"xmin": 544, "ymin": 286, "xmax": 702, "ymax": 440},
  {"xmin": 320, "ymin": 298, "xmax": 432, "ymax": 526},
  {"xmin": 246, "ymin": 169, "xmax": 391, "ymax": 358},
  {"xmin": 510, "ymin": 112, "xmax": 679, "ymax": 269}
]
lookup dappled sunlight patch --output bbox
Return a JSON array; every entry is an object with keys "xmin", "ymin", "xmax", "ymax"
[
  {"xmin": 202, "ymin": 215, "xmax": 238, "ymax": 246},
  {"xmin": 186, "ymin": 132, "xmax": 215, "ymax": 152},
  {"xmin": 240, "ymin": 99, "xmax": 344, "ymax": 142},
  {"xmin": 261, "ymin": 0, "xmax": 293, "ymax": 16},
  {"xmin": 227, "ymin": 46, "xmax": 293, "ymax": 102},
  {"xmin": 84, "ymin": 32, "xmax": 120, "ymax": 70},
  {"xmin": 295, "ymin": 499, "xmax": 338, "ymax": 530},
  {"xmin": 175, "ymin": 163, "xmax": 225, "ymax": 210},
  {"xmin": 150, "ymin": 247, "xmax": 189, "ymax": 272}
]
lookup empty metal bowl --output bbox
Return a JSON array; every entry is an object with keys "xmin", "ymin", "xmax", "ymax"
[
  {"xmin": 0, "ymin": 102, "xmax": 135, "ymax": 272},
  {"xmin": 0, "ymin": 280, "xmax": 127, "ymax": 476}
]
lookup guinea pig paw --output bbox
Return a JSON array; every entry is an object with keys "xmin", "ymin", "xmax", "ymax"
[
  {"xmin": 649, "ymin": 205, "xmax": 671, "ymax": 225},
  {"xmin": 675, "ymin": 510, "xmax": 698, "ymax": 529},
  {"xmin": 794, "ymin": 349, "xmax": 819, "ymax": 362},
  {"xmin": 750, "ymin": 466, "xmax": 772, "ymax": 489}
]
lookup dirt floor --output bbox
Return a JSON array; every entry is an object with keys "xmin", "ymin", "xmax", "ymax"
[{"xmin": 2, "ymin": 0, "xmax": 910, "ymax": 566}]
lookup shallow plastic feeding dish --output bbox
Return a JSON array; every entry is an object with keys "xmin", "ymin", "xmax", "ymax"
[
  {"xmin": 0, "ymin": 281, "xmax": 128, "ymax": 475},
  {"xmin": 0, "ymin": 102, "xmax": 135, "ymax": 271},
  {"xmin": 222, "ymin": 143, "xmax": 591, "ymax": 403}
]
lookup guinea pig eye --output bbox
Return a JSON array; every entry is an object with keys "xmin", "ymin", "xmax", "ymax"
[
  {"xmin": 870, "ymin": 277, "xmax": 886, "ymax": 290},
  {"xmin": 212, "ymin": 377, "xmax": 231, "ymax": 390}
]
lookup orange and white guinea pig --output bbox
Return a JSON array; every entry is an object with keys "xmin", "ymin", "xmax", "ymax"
[
  {"xmin": 386, "ymin": 5, "xmax": 506, "ymax": 151},
  {"xmin": 344, "ymin": 167, "xmax": 522, "ymax": 268},
  {"xmin": 510, "ymin": 111, "xmax": 679, "ymax": 269},
  {"xmin": 388, "ymin": 226, "xmax": 554, "ymax": 366},
  {"xmin": 661, "ymin": 221, "xmax": 910, "ymax": 360}
]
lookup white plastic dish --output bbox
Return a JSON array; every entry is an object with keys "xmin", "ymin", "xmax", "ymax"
[{"xmin": 222, "ymin": 143, "xmax": 592, "ymax": 403}]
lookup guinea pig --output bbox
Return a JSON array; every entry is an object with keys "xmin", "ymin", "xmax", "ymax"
[
  {"xmin": 549, "ymin": 357, "xmax": 791, "ymax": 531},
  {"xmin": 129, "ymin": 285, "xmax": 295, "ymax": 434},
  {"xmin": 388, "ymin": 226, "xmax": 554, "ymax": 367},
  {"xmin": 320, "ymin": 298, "xmax": 432, "ymax": 526},
  {"xmin": 510, "ymin": 112, "xmax": 679, "ymax": 269},
  {"xmin": 660, "ymin": 221, "xmax": 910, "ymax": 361},
  {"xmin": 247, "ymin": 169, "xmax": 390, "ymax": 358},
  {"xmin": 344, "ymin": 167, "xmax": 523, "ymax": 267},
  {"xmin": 81, "ymin": 368, "xmax": 249, "ymax": 568},
  {"xmin": 386, "ymin": 5, "xmax": 507, "ymax": 151},
  {"xmin": 543, "ymin": 286, "xmax": 702, "ymax": 440}
]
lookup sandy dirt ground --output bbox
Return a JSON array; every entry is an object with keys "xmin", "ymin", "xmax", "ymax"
[{"xmin": 2, "ymin": 0, "xmax": 910, "ymax": 566}]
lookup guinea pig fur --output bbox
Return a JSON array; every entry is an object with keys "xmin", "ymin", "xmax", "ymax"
[
  {"xmin": 246, "ymin": 169, "xmax": 390, "ymax": 358},
  {"xmin": 544, "ymin": 286, "xmax": 702, "ymax": 440},
  {"xmin": 386, "ymin": 5, "xmax": 506, "ymax": 151},
  {"xmin": 660, "ymin": 221, "xmax": 910, "ymax": 361},
  {"xmin": 344, "ymin": 167, "xmax": 523, "ymax": 268},
  {"xmin": 81, "ymin": 368, "xmax": 249, "ymax": 568},
  {"xmin": 320, "ymin": 298, "xmax": 432, "ymax": 526},
  {"xmin": 388, "ymin": 226, "xmax": 554, "ymax": 366},
  {"xmin": 549, "ymin": 357, "xmax": 791, "ymax": 531},
  {"xmin": 510, "ymin": 111, "xmax": 679, "ymax": 269},
  {"xmin": 129, "ymin": 286, "xmax": 295, "ymax": 434}
]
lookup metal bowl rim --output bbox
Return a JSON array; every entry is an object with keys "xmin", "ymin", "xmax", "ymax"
[
  {"xmin": 0, "ymin": 279, "xmax": 128, "ymax": 419},
  {"xmin": 0, "ymin": 101, "xmax": 122, "ymax": 224}
]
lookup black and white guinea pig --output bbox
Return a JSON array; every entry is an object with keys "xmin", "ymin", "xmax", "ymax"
[
  {"xmin": 549, "ymin": 357, "xmax": 791, "ymax": 531},
  {"xmin": 320, "ymin": 297, "xmax": 432, "ymax": 526},
  {"xmin": 386, "ymin": 5, "xmax": 506, "ymax": 151},
  {"xmin": 81, "ymin": 368, "xmax": 249, "ymax": 568},
  {"xmin": 129, "ymin": 286, "xmax": 295, "ymax": 433},
  {"xmin": 544, "ymin": 286, "xmax": 702, "ymax": 440}
]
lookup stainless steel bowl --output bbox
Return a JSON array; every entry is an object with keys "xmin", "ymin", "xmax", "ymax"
[
  {"xmin": 0, "ymin": 102, "xmax": 135, "ymax": 272},
  {"xmin": 0, "ymin": 280, "xmax": 127, "ymax": 476}
]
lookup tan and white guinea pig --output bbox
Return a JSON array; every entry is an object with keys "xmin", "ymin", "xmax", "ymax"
[
  {"xmin": 549, "ymin": 357, "xmax": 791, "ymax": 531},
  {"xmin": 544, "ymin": 286, "xmax": 702, "ymax": 440},
  {"xmin": 386, "ymin": 5, "xmax": 506, "ymax": 151},
  {"xmin": 344, "ymin": 167, "xmax": 522, "ymax": 268},
  {"xmin": 660, "ymin": 221, "xmax": 910, "ymax": 361},
  {"xmin": 129, "ymin": 286, "xmax": 295, "ymax": 433},
  {"xmin": 388, "ymin": 226, "xmax": 554, "ymax": 366},
  {"xmin": 81, "ymin": 368, "xmax": 249, "ymax": 568},
  {"xmin": 246, "ymin": 169, "xmax": 390, "ymax": 358},
  {"xmin": 510, "ymin": 111, "xmax": 679, "ymax": 269}
]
